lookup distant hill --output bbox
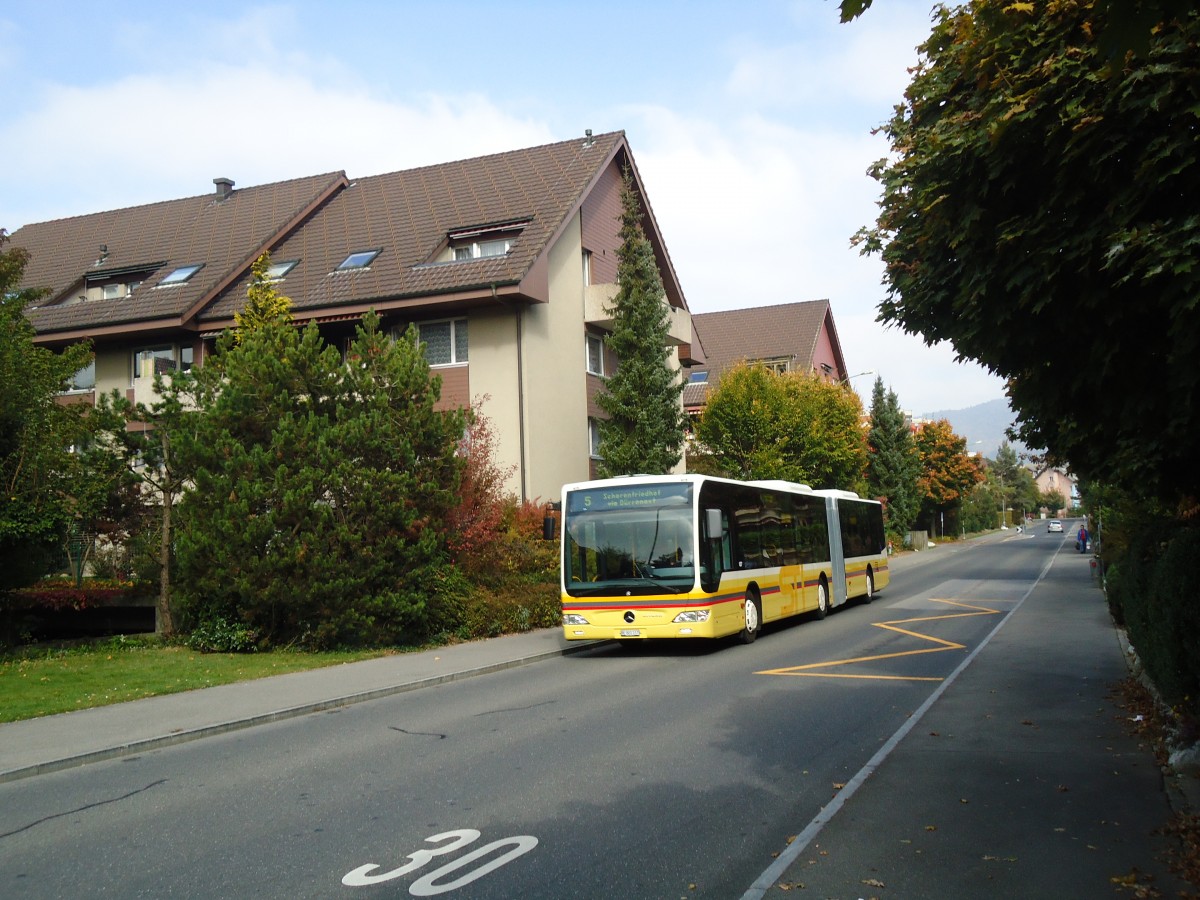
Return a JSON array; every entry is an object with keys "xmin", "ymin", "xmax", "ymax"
[{"xmin": 919, "ymin": 398, "xmax": 1029, "ymax": 460}]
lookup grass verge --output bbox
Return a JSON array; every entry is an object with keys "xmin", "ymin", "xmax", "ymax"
[{"xmin": 0, "ymin": 635, "xmax": 388, "ymax": 723}]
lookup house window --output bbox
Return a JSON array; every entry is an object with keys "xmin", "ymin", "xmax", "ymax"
[
  {"xmin": 418, "ymin": 318, "xmax": 468, "ymax": 366},
  {"xmin": 453, "ymin": 238, "xmax": 512, "ymax": 261},
  {"xmin": 132, "ymin": 345, "xmax": 193, "ymax": 381},
  {"xmin": 688, "ymin": 371, "xmax": 709, "ymax": 384},
  {"xmin": 586, "ymin": 334, "xmax": 605, "ymax": 376},
  {"xmin": 582, "ymin": 249, "xmax": 593, "ymax": 286},
  {"xmin": 158, "ymin": 264, "xmax": 203, "ymax": 286},
  {"xmin": 754, "ymin": 356, "xmax": 792, "ymax": 375},
  {"xmin": 67, "ymin": 361, "xmax": 96, "ymax": 392},
  {"xmin": 266, "ymin": 259, "xmax": 299, "ymax": 280},
  {"xmin": 588, "ymin": 418, "xmax": 603, "ymax": 458},
  {"xmin": 336, "ymin": 249, "xmax": 380, "ymax": 271},
  {"xmin": 101, "ymin": 283, "xmax": 125, "ymax": 300}
]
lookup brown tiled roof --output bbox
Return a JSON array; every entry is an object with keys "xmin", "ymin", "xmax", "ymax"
[
  {"xmin": 15, "ymin": 173, "xmax": 347, "ymax": 337},
  {"xmin": 684, "ymin": 300, "xmax": 843, "ymax": 407},
  {"xmin": 202, "ymin": 131, "xmax": 629, "ymax": 323},
  {"xmin": 13, "ymin": 131, "xmax": 644, "ymax": 340}
]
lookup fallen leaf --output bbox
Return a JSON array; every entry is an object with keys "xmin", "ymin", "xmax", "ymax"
[
  {"xmin": 1057, "ymin": 784, "xmax": 1070, "ymax": 792},
  {"xmin": 925, "ymin": 825, "xmax": 937, "ymax": 831},
  {"xmin": 832, "ymin": 782, "xmax": 846, "ymax": 790},
  {"xmin": 862, "ymin": 877, "xmax": 886, "ymax": 887},
  {"xmin": 785, "ymin": 835, "xmax": 797, "ymax": 845}
]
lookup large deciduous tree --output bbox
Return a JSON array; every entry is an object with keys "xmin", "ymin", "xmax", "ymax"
[
  {"xmin": 866, "ymin": 377, "xmax": 921, "ymax": 536},
  {"xmin": 595, "ymin": 169, "xmax": 687, "ymax": 477},
  {"xmin": 695, "ymin": 363, "xmax": 868, "ymax": 489},
  {"xmin": 857, "ymin": 1, "xmax": 1200, "ymax": 504}
]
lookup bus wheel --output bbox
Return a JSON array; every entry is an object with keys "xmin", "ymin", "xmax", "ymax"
[
  {"xmin": 739, "ymin": 592, "xmax": 762, "ymax": 644},
  {"xmin": 814, "ymin": 580, "xmax": 829, "ymax": 620},
  {"xmin": 864, "ymin": 570, "xmax": 875, "ymax": 604}
]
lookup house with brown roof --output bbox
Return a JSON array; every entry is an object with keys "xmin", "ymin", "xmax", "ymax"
[
  {"xmin": 683, "ymin": 300, "xmax": 848, "ymax": 414},
  {"xmin": 12, "ymin": 130, "xmax": 700, "ymax": 503}
]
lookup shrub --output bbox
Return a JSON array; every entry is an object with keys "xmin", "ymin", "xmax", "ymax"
[
  {"xmin": 6, "ymin": 578, "xmax": 138, "ymax": 611},
  {"xmin": 186, "ymin": 616, "xmax": 259, "ymax": 653}
]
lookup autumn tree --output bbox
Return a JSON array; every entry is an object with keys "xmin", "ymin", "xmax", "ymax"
[
  {"xmin": 445, "ymin": 397, "xmax": 517, "ymax": 583},
  {"xmin": 865, "ymin": 377, "xmax": 921, "ymax": 536},
  {"xmin": 696, "ymin": 363, "xmax": 868, "ymax": 489},
  {"xmin": 914, "ymin": 419, "xmax": 984, "ymax": 537},
  {"xmin": 856, "ymin": 0, "xmax": 1200, "ymax": 505},
  {"xmin": 595, "ymin": 169, "xmax": 687, "ymax": 477}
]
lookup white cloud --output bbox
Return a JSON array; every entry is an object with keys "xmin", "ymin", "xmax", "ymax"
[{"xmin": 1, "ymin": 63, "xmax": 555, "ymax": 227}]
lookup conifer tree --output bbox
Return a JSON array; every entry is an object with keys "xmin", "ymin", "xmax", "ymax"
[
  {"xmin": 173, "ymin": 311, "xmax": 464, "ymax": 648},
  {"xmin": 0, "ymin": 233, "xmax": 95, "ymax": 589},
  {"xmin": 865, "ymin": 376, "xmax": 921, "ymax": 537},
  {"xmin": 234, "ymin": 252, "xmax": 292, "ymax": 342},
  {"xmin": 595, "ymin": 169, "xmax": 686, "ymax": 477}
]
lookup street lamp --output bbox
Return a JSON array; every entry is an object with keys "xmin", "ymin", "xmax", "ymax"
[{"xmin": 841, "ymin": 369, "xmax": 876, "ymax": 384}]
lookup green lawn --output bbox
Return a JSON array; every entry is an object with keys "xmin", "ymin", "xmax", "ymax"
[{"xmin": 0, "ymin": 636, "xmax": 387, "ymax": 723}]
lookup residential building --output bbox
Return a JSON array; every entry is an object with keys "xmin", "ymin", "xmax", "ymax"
[
  {"xmin": 12, "ymin": 131, "xmax": 700, "ymax": 502},
  {"xmin": 682, "ymin": 300, "xmax": 848, "ymax": 415},
  {"xmin": 1034, "ymin": 467, "xmax": 1077, "ymax": 516}
]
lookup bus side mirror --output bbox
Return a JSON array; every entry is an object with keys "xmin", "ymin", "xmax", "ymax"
[
  {"xmin": 543, "ymin": 501, "xmax": 561, "ymax": 541},
  {"xmin": 705, "ymin": 508, "xmax": 722, "ymax": 539}
]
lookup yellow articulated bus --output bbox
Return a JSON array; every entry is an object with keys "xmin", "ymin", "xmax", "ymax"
[{"xmin": 559, "ymin": 474, "xmax": 888, "ymax": 644}]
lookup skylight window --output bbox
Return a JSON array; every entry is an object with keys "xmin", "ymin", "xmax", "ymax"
[
  {"xmin": 158, "ymin": 264, "xmax": 203, "ymax": 286},
  {"xmin": 336, "ymin": 250, "xmax": 381, "ymax": 271},
  {"xmin": 266, "ymin": 259, "xmax": 299, "ymax": 280}
]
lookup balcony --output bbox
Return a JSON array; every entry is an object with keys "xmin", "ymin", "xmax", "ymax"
[{"xmin": 584, "ymin": 282, "xmax": 692, "ymax": 345}]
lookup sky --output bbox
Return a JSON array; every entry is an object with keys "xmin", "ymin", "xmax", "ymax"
[{"xmin": 0, "ymin": 0, "xmax": 1008, "ymax": 415}]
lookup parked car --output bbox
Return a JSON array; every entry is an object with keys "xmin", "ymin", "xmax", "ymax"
[{"xmin": 1048, "ymin": 520, "xmax": 1063, "ymax": 533}]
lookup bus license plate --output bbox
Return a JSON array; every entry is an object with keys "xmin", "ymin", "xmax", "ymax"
[{"xmin": 620, "ymin": 629, "xmax": 640, "ymax": 637}]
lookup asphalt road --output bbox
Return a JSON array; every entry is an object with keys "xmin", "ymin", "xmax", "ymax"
[{"xmin": 0, "ymin": 530, "xmax": 1068, "ymax": 898}]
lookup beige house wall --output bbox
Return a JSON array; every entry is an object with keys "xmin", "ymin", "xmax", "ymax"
[
  {"xmin": 521, "ymin": 212, "xmax": 592, "ymax": 503},
  {"xmin": 468, "ymin": 308, "xmax": 524, "ymax": 498}
]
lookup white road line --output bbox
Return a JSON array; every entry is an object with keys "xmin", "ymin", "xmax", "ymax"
[{"xmin": 739, "ymin": 543, "xmax": 1062, "ymax": 899}]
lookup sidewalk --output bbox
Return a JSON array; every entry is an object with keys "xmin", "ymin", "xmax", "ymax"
[
  {"xmin": 0, "ymin": 628, "xmax": 587, "ymax": 783},
  {"xmin": 748, "ymin": 543, "xmax": 1197, "ymax": 898}
]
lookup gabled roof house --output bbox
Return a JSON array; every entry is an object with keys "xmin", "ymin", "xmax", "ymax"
[
  {"xmin": 683, "ymin": 300, "xmax": 848, "ymax": 414},
  {"xmin": 12, "ymin": 130, "xmax": 700, "ymax": 502}
]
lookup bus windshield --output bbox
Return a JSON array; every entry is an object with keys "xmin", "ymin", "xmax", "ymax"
[{"xmin": 563, "ymin": 484, "xmax": 694, "ymax": 596}]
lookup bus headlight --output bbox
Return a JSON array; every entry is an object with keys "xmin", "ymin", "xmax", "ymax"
[
  {"xmin": 563, "ymin": 614, "xmax": 590, "ymax": 626},
  {"xmin": 672, "ymin": 610, "xmax": 710, "ymax": 624}
]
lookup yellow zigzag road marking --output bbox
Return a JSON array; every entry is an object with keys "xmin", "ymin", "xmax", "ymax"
[{"xmin": 756, "ymin": 599, "xmax": 1003, "ymax": 682}]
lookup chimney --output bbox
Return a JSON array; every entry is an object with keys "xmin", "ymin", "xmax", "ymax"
[{"xmin": 213, "ymin": 177, "xmax": 234, "ymax": 200}]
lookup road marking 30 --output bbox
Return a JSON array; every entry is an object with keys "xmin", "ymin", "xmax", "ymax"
[
  {"xmin": 343, "ymin": 829, "xmax": 538, "ymax": 894},
  {"xmin": 756, "ymin": 599, "xmax": 1002, "ymax": 681}
]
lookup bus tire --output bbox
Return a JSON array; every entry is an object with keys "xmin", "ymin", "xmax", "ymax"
[
  {"xmin": 864, "ymin": 569, "xmax": 875, "ymax": 604},
  {"xmin": 739, "ymin": 591, "xmax": 762, "ymax": 644},
  {"xmin": 814, "ymin": 579, "xmax": 829, "ymax": 620}
]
